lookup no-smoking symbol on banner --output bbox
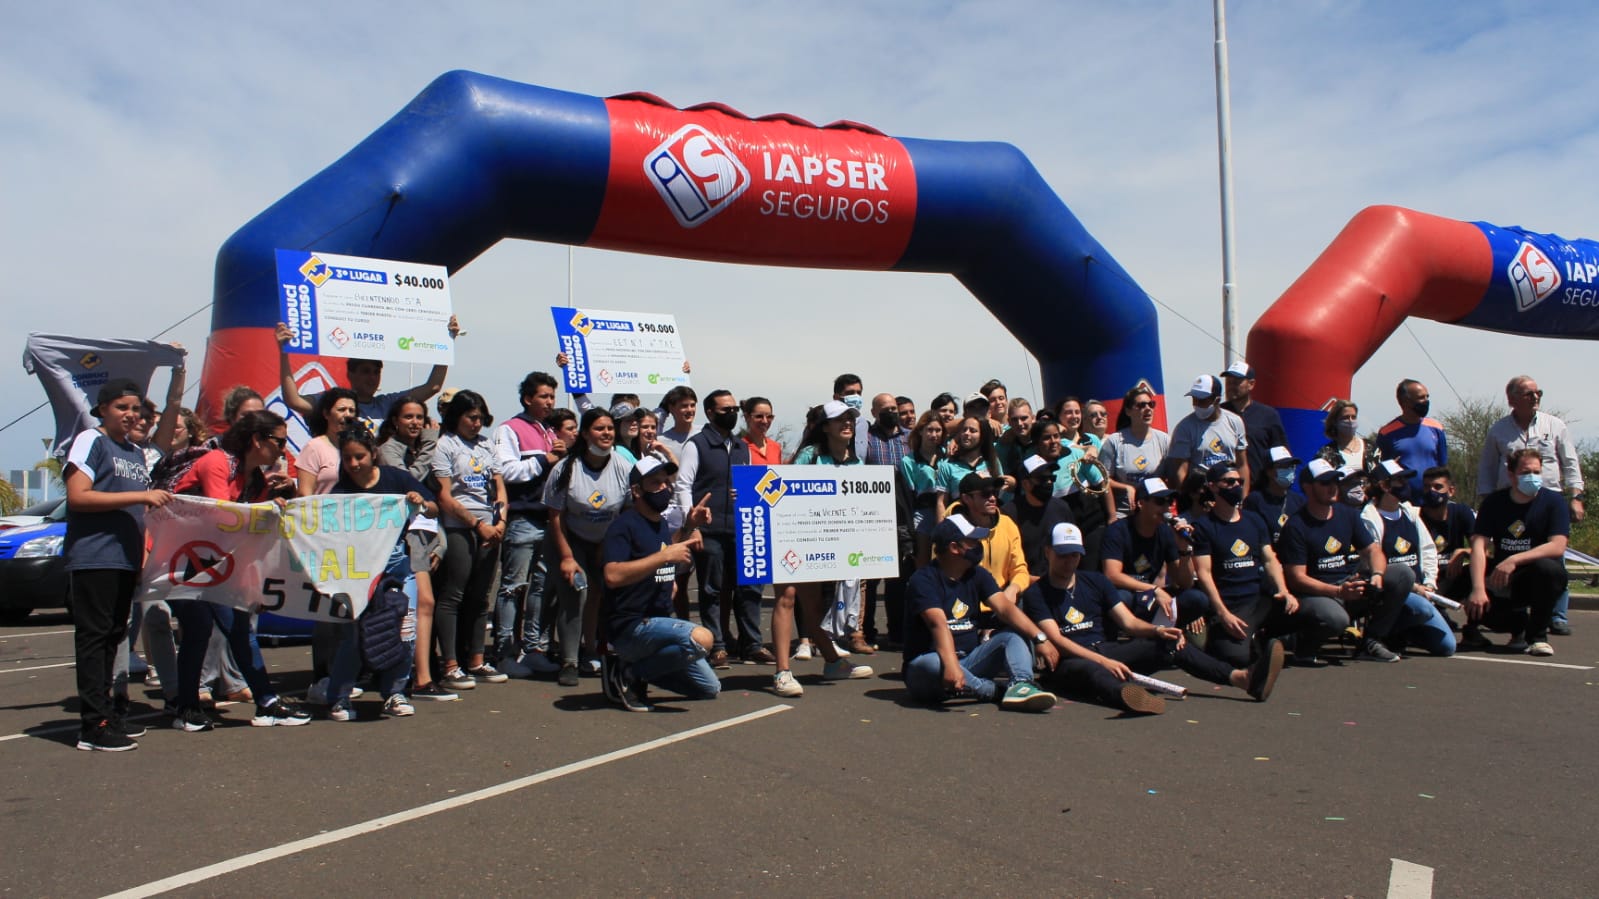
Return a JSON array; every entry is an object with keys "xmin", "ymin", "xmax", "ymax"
[{"xmin": 170, "ymin": 540, "xmax": 235, "ymax": 588}]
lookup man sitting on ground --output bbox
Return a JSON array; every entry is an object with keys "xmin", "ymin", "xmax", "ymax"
[
  {"xmin": 901, "ymin": 514, "xmax": 1059, "ymax": 712},
  {"xmin": 1100, "ymin": 477, "xmax": 1209, "ymax": 628},
  {"xmin": 1025, "ymin": 523, "xmax": 1282, "ymax": 716}
]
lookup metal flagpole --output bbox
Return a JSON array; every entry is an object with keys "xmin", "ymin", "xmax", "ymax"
[{"xmin": 1214, "ymin": 0, "xmax": 1240, "ymax": 366}]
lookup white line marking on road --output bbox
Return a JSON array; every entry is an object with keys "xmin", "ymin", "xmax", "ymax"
[
  {"xmin": 0, "ymin": 629, "xmax": 74, "ymax": 639},
  {"xmin": 103, "ymin": 704, "xmax": 793, "ymax": 898},
  {"xmin": 0, "ymin": 661, "xmax": 75, "ymax": 674},
  {"xmin": 1387, "ymin": 858, "xmax": 1434, "ymax": 898},
  {"xmin": 1450, "ymin": 655, "xmax": 1593, "ymax": 671},
  {"xmin": 0, "ymin": 711, "xmax": 163, "ymax": 744}
]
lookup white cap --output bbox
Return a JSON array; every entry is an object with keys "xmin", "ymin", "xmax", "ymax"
[
  {"xmin": 1049, "ymin": 522, "xmax": 1086, "ymax": 555},
  {"xmin": 1186, "ymin": 374, "xmax": 1221, "ymax": 400},
  {"xmin": 1304, "ymin": 458, "xmax": 1347, "ymax": 482},
  {"xmin": 821, "ymin": 399, "xmax": 859, "ymax": 421},
  {"xmin": 1222, "ymin": 359, "xmax": 1255, "ymax": 379},
  {"xmin": 933, "ymin": 512, "xmax": 992, "ymax": 544},
  {"xmin": 1268, "ymin": 446, "xmax": 1300, "ymax": 466},
  {"xmin": 1020, "ymin": 454, "xmax": 1058, "ymax": 477}
]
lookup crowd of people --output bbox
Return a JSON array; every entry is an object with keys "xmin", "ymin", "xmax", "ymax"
[{"xmin": 59, "ymin": 324, "xmax": 1585, "ymax": 751}]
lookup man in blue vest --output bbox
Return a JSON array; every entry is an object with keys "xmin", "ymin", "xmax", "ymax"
[{"xmin": 674, "ymin": 389, "xmax": 773, "ymax": 667}]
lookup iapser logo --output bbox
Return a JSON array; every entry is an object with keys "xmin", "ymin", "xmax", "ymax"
[{"xmin": 644, "ymin": 124, "xmax": 750, "ymax": 228}]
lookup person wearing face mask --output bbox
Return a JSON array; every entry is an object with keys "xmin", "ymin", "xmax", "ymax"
[
  {"xmin": 900, "ymin": 514, "xmax": 1059, "ymax": 711},
  {"xmin": 1358, "ymin": 459, "xmax": 1455, "ymax": 657},
  {"xmin": 862, "ymin": 392, "xmax": 912, "ymax": 650},
  {"xmin": 1242, "ymin": 446, "xmax": 1306, "ymax": 545},
  {"xmin": 1279, "ymin": 459, "xmax": 1414, "ymax": 665},
  {"xmin": 833, "ymin": 372, "xmax": 870, "ymax": 461},
  {"xmin": 1317, "ymin": 399, "xmax": 1380, "ymax": 474},
  {"xmin": 1464, "ymin": 449, "xmax": 1569, "ymax": 656},
  {"xmin": 1001, "ymin": 455, "xmax": 1078, "ymax": 582},
  {"xmin": 945, "ymin": 473, "xmax": 1031, "ymax": 616},
  {"xmin": 1377, "ymin": 380, "xmax": 1448, "ymax": 497},
  {"xmin": 1417, "ymin": 466, "xmax": 1476, "ymax": 604},
  {"xmin": 600, "ymin": 456, "xmax": 717, "ymax": 711},
  {"xmin": 1220, "ymin": 361, "xmax": 1287, "ymax": 492},
  {"xmin": 1168, "ymin": 374, "xmax": 1249, "ymax": 493},
  {"xmin": 1100, "ymin": 478, "xmax": 1210, "ymax": 629},
  {"xmin": 673, "ymin": 389, "xmax": 771, "ymax": 667}
]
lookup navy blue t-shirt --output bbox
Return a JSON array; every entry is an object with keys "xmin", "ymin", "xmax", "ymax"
[
  {"xmin": 1473, "ymin": 487, "xmax": 1569, "ymax": 564},
  {"xmin": 1020, "ymin": 570, "xmax": 1120, "ymax": 647},
  {"xmin": 1422, "ymin": 501, "xmax": 1476, "ymax": 557},
  {"xmin": 1242, "ymin": 488, "xmax": 1305, "ymax": 546},
  {"xmin": 64, "ymin": 429, "xmax": 152, "ymax": 572},
  {"xmin": 1372, "ymin": 508, "xmax": 1423, "ymax": 581},
  {"xmin": 1278, "ymin": 504, "xmax": 1373, "ymax": 585},
  {"xmin": 1100, "ymin": 518, "xmax": 1179, "ymax": 584},
  {"xmin": 601, "ymin": 508, "xmax": 679, "ymax": 634},
  {"xmin": 902, "ymin": 562, "xmax": 1001, "ymax": 661},
  {"xmin": 1190, "ymin": 509, "xmax": 1272, "ymax": 605},
  {"xmin": 332, "ymin": 466, "xmax": 434, "ymax": 502},
  {"xmin": 1002, "ymin": 496, "xmax": 1076, "ymax": 586}
]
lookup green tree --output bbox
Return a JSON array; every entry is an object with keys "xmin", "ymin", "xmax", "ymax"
[
  {"xmin": 0, "ymin": 478, "xmax": 20, "ymax": 514},
  {"xmin": 1436, "ymin": 395, "xmax": 1503, "ymax": 502}
]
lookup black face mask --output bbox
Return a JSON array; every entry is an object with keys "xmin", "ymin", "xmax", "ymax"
[
  {"xmin": 961, "ymin": 543, "xmax": 985, "ymax": 566},
  {"xmin": 1027, "ymin": 480, "xmax": 1053, "ymax": 501},
  {"xmin": 1215, "ymin": 484, "xmax": 1244, "ymax": 507},
  {"xmin": 1411, "ymin": 400, "xmax": 1430, "ymax": 418},
  {"xmin": 711, "ymin": 409, "xmax": 739, "ymax": 432},
  {"xmin": 877, "ymin": 409, "xmax": 900, "ymax": 431},
  {"xmin": 643, "ymin": 487, "xmax": 673, "ymax": 513},
  {"xmin": 1421, "ymin": 489, "xmax": 1449, "ymax": 509}
]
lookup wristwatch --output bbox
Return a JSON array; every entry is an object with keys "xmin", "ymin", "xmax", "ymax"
[{"xmin": 1032, "ymin": 632, "xmax": 1049, "ymax": 646}]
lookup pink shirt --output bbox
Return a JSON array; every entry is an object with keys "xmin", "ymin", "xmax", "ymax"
[{"xmin": 296, "ymin": 437, "xmax": 342, "ymax": 495}]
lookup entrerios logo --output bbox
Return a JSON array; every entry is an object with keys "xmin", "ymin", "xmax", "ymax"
[
  {"xmin": 1509, "ymin": 241, "xmax": 1560, "ymax": 311},
  {"xmin": 644, "ymin": 124, "xmax": 750, "ymax": 228}
]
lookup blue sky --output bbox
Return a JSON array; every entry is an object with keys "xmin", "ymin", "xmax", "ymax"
[{"xmin": 4, "ymin": 1, "xmax": 1598, "ymax": 481}]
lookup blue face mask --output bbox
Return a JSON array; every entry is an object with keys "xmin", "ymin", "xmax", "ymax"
[
  {"xmin": 1274, "ymin": 467, "xmax": 1296, "ymax": 487},
  {"xmin": 842, "ymin": 394, "xmax": 864, "ymax": 411},
  {"xmin": 1517, "ymin": 473, "xmax": 1543, "ymax": 496}
]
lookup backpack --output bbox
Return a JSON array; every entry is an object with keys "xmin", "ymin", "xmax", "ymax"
[{"xmin": 358, "ymin": 580, "xmax": 409, "ymax": 672}]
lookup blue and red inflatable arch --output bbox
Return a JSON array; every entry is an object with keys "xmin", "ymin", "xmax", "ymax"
[{"xmin": 202, "ymin": 70, "xmax": 1165, "ymax": 432}]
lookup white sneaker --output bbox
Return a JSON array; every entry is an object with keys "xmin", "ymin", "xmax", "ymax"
[
  {"xmin": 822, "ymin": 658, "xmax": 873, "ymax": 680},
  {"xmin": 349, "ymin": 686, "xmax": 364, "ymax": 699},
  {"xmin": 306, "ymin": 678, "xmax": 331, "ymax": 705},
  {"xmin": 831, "ymin": 641, "xmax": 852, "ymax": 658},
  {"xmin": 793, "ymin": 642, "xmax": 813, "ymax": 661},
  {"xmin": 498, "ymin": 655, "xmax": 533, "ymax": 679},
  {"xmin": 1527, "ymin": 641, "xmax": 1555, "ymax": 657},
  {"xmin": 772, "ymin": 670, "xmax": 804, "ymax": 697},
  {"xmin": 329, "ymin": 700, "xmax": 355, "ymax": 722},
  {"xmin": 383, "ymin": 694, "xmax": 415, "ymax": 717}
]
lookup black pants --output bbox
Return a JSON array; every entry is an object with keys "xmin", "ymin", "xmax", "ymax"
[
  {"xmin": 694, "ymin": 531, "xmax": 762, "ymax": 655},
  {"xmin": 436, "ymin": 528, "xmax": 499, "ymax": 663},
  {"xmin": 1044, "ymin": 638, "xmax": 1234, "ymax": 710},
  {"xmin": 1481, "ymin": 557, "xmax": 1566, "ymax": 643},
  {"xmin": 1205, "ymin": 589, "xmax": 1347, "ymax": 669},
  {"xmin": 70, "ymin": 569, "xmax": 137, "ymax": 728}
]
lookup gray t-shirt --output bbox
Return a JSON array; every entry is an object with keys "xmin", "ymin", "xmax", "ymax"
[
  {"xmin": 542, "ymin": 453, "xmax": 632, "ymax": 544},
  {"xmin": 432, "ymin": 432, "xmax": 499, "ymax": 528},
  {"xmin": 1169, "ymin": 409, "xmax": 1248, "ymax": 475},
  {"xmin": 1100, "ymin": 428, "xmax": 1171, "ymax": 518},
  {"xmin": 64, "ymin": 429, "xmax": 151, "ymax": 571}
]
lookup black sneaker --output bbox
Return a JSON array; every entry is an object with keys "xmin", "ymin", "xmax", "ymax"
[
  {"xmin": 1357, "ymin": 638, "xmax": 1401, "ymax": 663},
  {"xmin": 251, "ymin": 697, "xmax": 312, "ymax": 727},
  {"xmin": 1502, "ymin": 637, "xmax": 1530, "ymax": 654},
  {"xmin": 171, "ymin": 706, "xmax": 214, "ymax": 733},
  {"xmin": 600, "ymin": 654, "xmax": 623, "ymax": 704},
  {"xmin": 1460, "ymin": 626, "xmax": 1492, "ymax": 649},
  {"xmin": 410, "ymin": 682, "xmax": 460, "ymax": 702},
  {"xmin": 77, "ymin": 721, "xmax": 138, "ymax": 752},
  {"xmin": 557, "ymin": 662, "xmax": 580, "ymax": 687},
  {"xmin": 110, "ymin": 702, "xmax": 147, "ymax": 738},
  {"xmin": 1248, "ymin": 638, "xmax": 1286, "ymax": 701},
  {"xmin": 619, "ymin": 675, "xmax": 651, "ymax": 712},
  {"xmin": 1549, "ymin": 620, "xmax": 1573, "ymax": 636}
]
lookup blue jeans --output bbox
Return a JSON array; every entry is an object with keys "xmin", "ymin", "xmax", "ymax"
[
  {"xmin": 1392, "ymin": 593, "xmax": 1455, "ymax": 656},
  {"xmin": 1553, "ymin": 589, "xmax": 1570, "ymax": 625},
  {"xmin": 329, "ymin": 564, "xmax": 417, "ymax": 703},
  {"xmin": 174, "ymin": 601, "xmax": 275, "ymax": 711},
  {"xmin": 494, "ymin": 514, "xmax": 549, "ymax": 659},
  {"xmin": 610, "ymin": 617, "xmax": 720, "ymax": 699},
  {"xmin": 904, "ymin": 631, "xmax": 1035, "ymax": 704}
]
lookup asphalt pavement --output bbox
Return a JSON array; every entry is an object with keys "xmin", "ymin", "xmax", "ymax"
[{"xmin": 2, "ymin": 606, "xmax": 1597, "ymax": 898}]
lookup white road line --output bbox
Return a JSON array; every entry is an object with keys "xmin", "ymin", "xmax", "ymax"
[
  {"xmin": 103, "ymin": 704, "xmax": 792, "ymax": 899},
  {"xmin": 0, "ymin": 661, "xmax": 75, "ymax": 674},
  {"xmin": 1449, "ymin": 655, "xmax": 1593, "ymax": 671},
  {"xmin": 0, "ymin": 711, "xmax": 163, "ymax": 744},
  {"xmin": 0, "ymin": 629, "xmax": 75, "ymax": 639},
  {"xmin": 1387, "ymin": 858, "xmax": 1434, "ymax": 898}
]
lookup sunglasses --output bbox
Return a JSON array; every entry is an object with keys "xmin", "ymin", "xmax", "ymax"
[
  {"xmin": 263, "ymin": 435, "xmax": 288, "ymax": 448},
  {"xmin": 1519, "ymin": 390, "xmax": 1544, "ymax": 399},
  {"xmin": 1214, "ymin": 478, "xmax": 1243, "ymax": 487},
  {"xmin": 1132, "ymin": 401, "xmax": 1156, "ymax": 409}
]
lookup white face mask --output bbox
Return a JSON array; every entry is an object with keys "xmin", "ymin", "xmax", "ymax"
[{"xmin": 1194, "ymin": 403, "xmax": 1219, "ymax": 420}]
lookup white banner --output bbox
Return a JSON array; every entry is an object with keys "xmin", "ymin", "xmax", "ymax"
[
  {"xmin": 275, "ymin": 249, "xmax": 455, "ymax": 365},
  {"xmin": 731, "ymin": 464, "xmax": 898, "ymax": 585},
  {"xmin": 139, "ymin": 495, "xmax": 412, "ymax": 621},
  {"xmin": 549, "ymin": 305, "xmax": 691, "ymax": 394}
]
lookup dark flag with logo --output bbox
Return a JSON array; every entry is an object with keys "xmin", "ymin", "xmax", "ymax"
[{"xmin": 23, "ymin": 333, "xmax": 187, "ymax": 457}]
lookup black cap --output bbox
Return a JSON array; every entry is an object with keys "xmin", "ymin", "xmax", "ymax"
[
  {"xmin": 958, "ymin": 472, "xmax": 1001, "ymax": 494},
  {"xmin": 94, "ymin": 378, "xmax": 144, "ymax": 416},
  {"xmin": 1205, "ymin": 462, "xmax": 1240, "ymax": 483}
]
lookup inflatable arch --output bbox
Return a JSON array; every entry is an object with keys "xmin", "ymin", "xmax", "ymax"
[
  {"xmin": 202, "ymin": 70, "xmax": 1165, "ymax": 436},
  {"xmin": 1248, "ymin": 205, "xmax": 1599, "ymax": 457}
]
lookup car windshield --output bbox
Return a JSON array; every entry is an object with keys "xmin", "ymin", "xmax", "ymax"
[{"xmin": 13, "ymin": 499, "xmax": 66, "ymax": 520}]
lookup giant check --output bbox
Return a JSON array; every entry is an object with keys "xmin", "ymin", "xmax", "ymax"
[
  {"xmin": 731, "ymin": 465, "xmax": 898, "ymax": 586},
  {"xmin": 276, "ymin": 249, "xmax": 455, "ymax": 365},
  {"xmin": 550, "ymin": 305, "xmax": 691, "ymax": 394}
]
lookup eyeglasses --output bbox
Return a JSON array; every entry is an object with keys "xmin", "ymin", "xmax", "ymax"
[
  {"xmin": 1086, "ymin": 410, "xmax": 1108, "ymax": 419},
  {"xmin": 1519, "ymin": 389, "xmax": 1544, "ymax": 399},
  {"xmin": 1215, "ymin": 478, "xmax": 1243, "ymax": 487},
  {"xmin": 1132, "ymin": 401, "xmax": 1156, "ymax": 409}
]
